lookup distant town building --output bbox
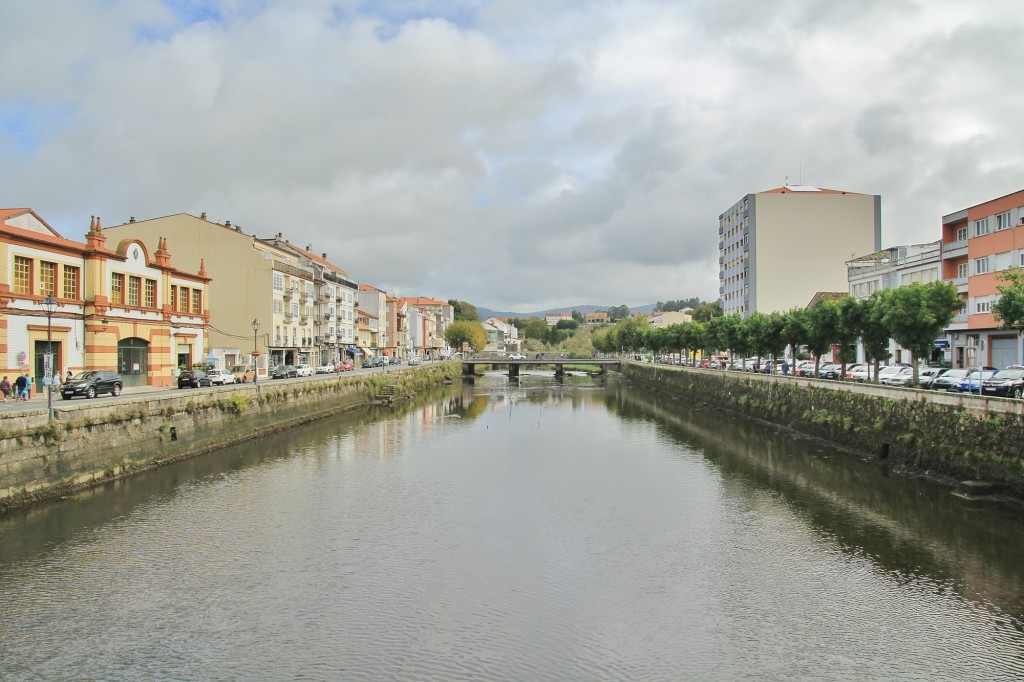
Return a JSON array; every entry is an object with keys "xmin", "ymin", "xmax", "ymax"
[
  {"xmin": 719, "ymin": 185, "xmax": 881, "ymax": 317},
  {"xmin": 649, "ymin": 310, "xmax": 692, "ymax": 327},
  {"xmin": 584, "ymin": 311, "xmax": 609, "ymax": 323},
  {"xmin": 545, "ymin": 312, "xmax": 572, "ymax": 326}
]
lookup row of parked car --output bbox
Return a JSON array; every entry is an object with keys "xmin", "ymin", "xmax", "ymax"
[{"xmin": 737, "ymin": 358, "xmax": 1024, "ymax": 397}]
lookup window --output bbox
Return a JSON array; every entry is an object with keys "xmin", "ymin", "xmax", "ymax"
[
  {"xmin": 974, "ymin": 218, "xmax": 990, "ymax": 236},
  {"xmin": 995, "ymin": 251, "xmax": 1013, "ymax": 271},
  {"xmin": 273, "ymin": 273, "xmax": 283, "ymax": 291},
  {"xmin": 996, "ymin": 211, "xmax": 1013, "ymax": 231},
  {"xmin": 975, "ymin": 257, "xmax": 990, "ymax": 275},
  {"xmin": 63, "ymin": 265, "xmax": 80, "ymax": 299},
  {"xmin": 144, "ymin": 279, "xmax": 156, "ymax": 308},
  {"xmin": 274, "ymin": 299, "xmax": 283, "ymax": 313},
  {"xmin": 111, "ymin": 273, "xmax": 125, "ymax": 304},
  {"xmin": 290, "ymin": 302, "xmax": 299, "ymax": 317},
  {"xmin": 956, "ymin": 226, "xmax": 968, "ymax": 242},
  {"xmin": 179, "ymin": 287, "xmax": 189, "ymax": 313},
  {"xmin": 128, "ymin": 276, "xmax": 140, "ymax": 306},
  {"xmin": 976, "ymin": 300, "xmax": 991, "ymax": 314},
  {"xmin": 957, "ymin": 263, "xmax": 969, "ymax": 279},
  {"xmin": 170, "ymin": 285, "xmax": 178, "ymax": 311},
  {"xmin": 191, "ymin": 289, "xmax": 201, "ymax": 314},
  {"xmin": 13, "ymin": 256, "xmax": 31, "ymax": 295},
  {"xmin": 40, "ymin": 261, "xmax": 56, "ymax": 297}
]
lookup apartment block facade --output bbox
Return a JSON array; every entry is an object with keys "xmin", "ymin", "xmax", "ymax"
[
  {"xmin": 847, "ymin": 241, "xmax": 942, "ymax": 363},
  {"xmin": 941, "ymin": 188, "xmax": 1024, "ymax": 369},
  {"xmin": 719, "ymin": 186, "xmax": 881, "ymax": 317}
]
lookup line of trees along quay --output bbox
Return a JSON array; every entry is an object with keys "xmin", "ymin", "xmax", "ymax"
[{"xmin": 592, "ymin": 282, "xmax": 964, "ymax": 384}]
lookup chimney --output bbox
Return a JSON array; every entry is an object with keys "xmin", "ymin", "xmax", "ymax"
[
  {"xmin": 129, "ymin": 217, "xmax": 136, "ymax": 223},
  {"xmin": 225, "ymin": 220, "xmax": 231, "ymax": 228},
  {"xmin": 322, "ymin": 253, "xmax": 327, "ymax": 259},
  {"xmin": 200, "ymin": 212, "xmax": 207, "ymax": 220},
  {"xmin": 235, "ymin": 225, "xmax": 241, "ymax": 231}
]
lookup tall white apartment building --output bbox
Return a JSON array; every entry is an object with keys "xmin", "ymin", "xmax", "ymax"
[{"xmin": 718, "ymin": 186, "xmax": 881, "ymax": 316}]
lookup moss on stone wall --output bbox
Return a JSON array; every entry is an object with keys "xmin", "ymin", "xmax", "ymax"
[{"xmin": 625, "ymin": 364, "xmax": 1024, "ymax": 497}]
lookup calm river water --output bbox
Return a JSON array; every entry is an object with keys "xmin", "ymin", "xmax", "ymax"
[{"xmin": 2, "ymin": 372, "xmax": 1024, "ymax": 681}]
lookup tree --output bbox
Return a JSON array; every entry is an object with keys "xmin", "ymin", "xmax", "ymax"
[
  {"xmin": 780, "ymin": 307, "xmax": 811, "ymax": 368},
  {"xmin": 881, "ymin": 282, "xmax": 961, "ymax": 382},
  {"xmin": 807, "ymin": 300, "xmax": 842, "ymax": 375},
  {"xmin": 512, "ymin": 317, "xmax": 549, "ymax": 341},
  {"xmin": 834, "ymin": 296, "xmax": 863, "ymax": 377},
  {"xmin": 859, "ymin": 294, "xmax": 893, "ymax": 382},
  {"xmin": 993, "ymin": 267, "xmax": 1024, "ymax": 349},
  {"xmin": 692, "ymin": 301, "xmax": 723, "ymax": 323},
  {"xmin": 444, "ymin": 320, "xmax": 488, "ymax": 352},
  {"xmin": 447, "ymin": 299, "xmax": 479, "ymax": 322},
  {"xmin": 571, "ymin": 309, "xmax": 584, "ymax": 323},
  {"xmin": 607, "ymin": 304, "xmax": 631, "ymax": 321}
]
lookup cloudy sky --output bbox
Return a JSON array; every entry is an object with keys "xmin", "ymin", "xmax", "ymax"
[{"xmin": 2, "ymin": 1, "xmax": 1022, "ymax": 312}]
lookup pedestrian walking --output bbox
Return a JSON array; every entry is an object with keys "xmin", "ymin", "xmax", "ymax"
[
  {"xmin": 53, "ymin": 371, "xmax": 62, "ymax": 389},
  {"xmin": 14, "ymin": 373, "xmax": 27, "ymax": 401},
  {"xmin": 1, "ymin": 375, "xmax": 11, "ymax": 401}
]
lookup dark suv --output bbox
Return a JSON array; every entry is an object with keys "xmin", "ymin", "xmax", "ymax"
[
  {"xmin": 61, "ymin": 370, "xmax": 123, "ymax": 399},
  {"xmin": 981, "ymin": 368, "xmax": 1024, "ymax": 398}
]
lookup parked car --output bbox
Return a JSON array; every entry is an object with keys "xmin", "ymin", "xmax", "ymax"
[
  {"xmin": 294, "ymin": 363, "xmax": 314, "ymax": 377},
  {"xmin": 795, "ymin": 361, "xmax": 817, "ymax": 377},
  {"xmin": 818, "ymin": 363, "xmax": 843, "ymax": 380},
  {"xmin": 230, "ymin": 365, "xmax": 256, "ymax": 383},
  {"xmin": 880, "ymin": 367, "xmax": 914, "ymax": 386},
  {"xmin": 917, "ymin": 367, "xmax": 947, "ymax": 389},
  {"xmin": 316, "ymin": 363, "xmax": 335, "ymax": 374},
  {"xmin": 408, "ymin": 355, "xmax": 422, "ymax": 365},
  {"xmin": 362, "ymin": 357, "xmax": 387, "ymax": 368},
  {"xmin": 980, "ymin": 368, "xmax": 1024, "ymax": 398},
  {"xmin": 272, "ymin": 365, "xmax": 298, "ymax": 379},
  {"xmin": 931, "ymin": 368, "xmax": 969, "ymax": 391},
  {"xmin": 956, "ymin": 369, "xmax": 997, "ymax": 394},
  {"xmin": 61, "ymin": 370, "xmax": 123, "ymax": 400},
  {"xmin": 207, "ymin": 369, "xmax": 236, "ymax": 385},
  {"xmin": 845, "ymin": 363, "xmax": 871, "ymax": 381},
  {"xmin": 178, "ymin": 370, "xmax": 212, "ymax": 389},
  {"xmin": 508, "ymin": 352, "xmax": 527, "ymax": 360},
  {"xmin": 335, "ymin": 360, "xmax": 355, "ymax": 372},
  {"xmin": 876, "ymin": 364, "xmax": 911, "ymax": 383}
]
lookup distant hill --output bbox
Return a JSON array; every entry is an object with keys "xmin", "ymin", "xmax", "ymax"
[{"xmin": 477, "ymin": 304, "xmax": 656, "ymax": 320}]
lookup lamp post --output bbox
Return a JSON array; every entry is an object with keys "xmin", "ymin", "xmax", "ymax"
[
  {"xmin": 251, "ymin": 319, "xmax": 260, "ymax": 384},
  {"xmin": 42, "ymin": 295, "xmax": 57, "ymax": 422}
]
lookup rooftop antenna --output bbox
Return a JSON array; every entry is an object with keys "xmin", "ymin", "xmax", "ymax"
[{"xmin": 785, "ymin": 175, "xmax": 789, "ymax": 186}]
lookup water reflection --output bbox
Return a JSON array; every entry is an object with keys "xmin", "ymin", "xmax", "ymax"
[{"xmin": 1, "ymin": 374, "xmax": 1023, "ymax": 680}]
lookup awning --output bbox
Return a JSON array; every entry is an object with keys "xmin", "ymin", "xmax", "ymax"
[
  {"xmin": 934, "ymin": 338, "xmax": 949, "ymax": 349},
  {"xmin": 347, "ymin": 346, "xmax": 363, "ymax": 355}
]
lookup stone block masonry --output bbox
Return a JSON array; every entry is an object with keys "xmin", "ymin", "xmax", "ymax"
[
  {"xmin": 623, "ymin": 363, "xmax": 1024, "ymax": 500},
  {"xmin": 0, "ymin": 364, "xmax": 461, "ymax": 512}
]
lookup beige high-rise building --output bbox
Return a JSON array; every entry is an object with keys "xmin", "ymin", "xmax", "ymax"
[{"xmin": 718, "ymin": 186, "xmax": 881, "ymax": 316}]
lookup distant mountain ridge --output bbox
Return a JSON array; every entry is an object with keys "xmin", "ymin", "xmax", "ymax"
[{"xmin": 477, "ymin": 304, "xmax": 657, "ymax": 320}]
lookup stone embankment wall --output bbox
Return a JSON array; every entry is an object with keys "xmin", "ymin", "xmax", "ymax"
[
  {"xmin": 624, "ymin": 363, "xmax": 1024, "ymax": 498},
  {"xmin": 0, "ymin": 364, "xmax": 460, "ymax": 512}
]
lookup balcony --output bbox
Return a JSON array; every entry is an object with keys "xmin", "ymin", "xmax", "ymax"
[
  {"xmin": 953, "ymin": 276, "xmax": 968, "ymax": 293},
  {"xmin": 942, "ymin": 239, "xmax": 967, "ymax": 258},
  {"xmin": 283, "ymin": 287, "xmax": 296, "ymax": 300},
  {"xmin": 284, "ymin": 314, "xmax": 295, "ymax": 323}
]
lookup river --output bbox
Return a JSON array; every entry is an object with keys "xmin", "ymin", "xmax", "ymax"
[{"xmin": 1, "ymin": 372, "xmax": 1023, "ymax": 680}]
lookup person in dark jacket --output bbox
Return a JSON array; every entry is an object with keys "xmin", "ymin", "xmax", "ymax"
[{"xmin": 14, "ymin": 373, "xmax": 28, "ymax": 401}]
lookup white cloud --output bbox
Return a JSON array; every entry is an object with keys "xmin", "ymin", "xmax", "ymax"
[{"xmin": 1, "ymin": 0, "xmax": 1023, "ymax": 311}]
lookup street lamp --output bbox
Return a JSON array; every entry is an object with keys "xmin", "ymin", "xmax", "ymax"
[
  {"xmin": 42, "ymin": 294, "xmax": 57, "ymax": 421},
  {"xmin": 251, "ymin": 319, "xmax": 260, "ymax": 384}
]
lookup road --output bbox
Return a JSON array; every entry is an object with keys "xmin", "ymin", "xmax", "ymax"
[{"xmin": 0, "ymin": 361, "xmax": 440, "ymax": 416}]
